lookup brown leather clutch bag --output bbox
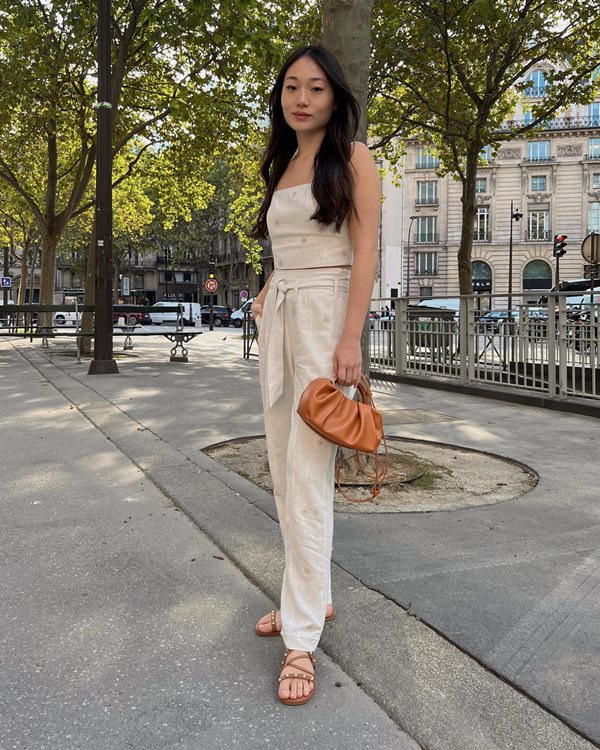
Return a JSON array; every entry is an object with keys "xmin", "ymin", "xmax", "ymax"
[{"xmin": 297, "ymin": 374, "xmax": 383, "ymax": 454}]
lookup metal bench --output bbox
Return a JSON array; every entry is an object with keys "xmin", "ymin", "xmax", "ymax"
[{"xmin": 0, "ymin": 303, "xmax": 201, "ymax": 363}]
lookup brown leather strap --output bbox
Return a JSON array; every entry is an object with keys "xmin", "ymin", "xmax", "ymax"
[
  {"xmin": 335, "ymin": 433, "xmax": 389, "ymax": 503},
  {"xmin": 279, "ymin": 652, "xmax": 316, "ymax": 682}
]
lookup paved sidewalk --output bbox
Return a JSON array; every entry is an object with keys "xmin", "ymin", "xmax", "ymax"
[
  {"xmin": 2, "ymin": 332, "xmax": 600, "ymax": 750},
  {"xmin": 0, "ymin": 340, "xmax": 417, "ymax": 750}
]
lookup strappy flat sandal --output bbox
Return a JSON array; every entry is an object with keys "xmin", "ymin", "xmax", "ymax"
[
  {"xmin": 278, "ymin": 650, "xmax": 316, "ymax": 706},
  {"xmin": 255, "ymin": 609, "xmax": 335, "ymax": 638}
]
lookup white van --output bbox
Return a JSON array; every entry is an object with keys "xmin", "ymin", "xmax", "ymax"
[
  {"xmin": 150, "ymin": 301, "xmax": 201, "ymax": 325},
  {"xmin": 230, "ymin": 298, "xmax": 254, "ymax": 328}
]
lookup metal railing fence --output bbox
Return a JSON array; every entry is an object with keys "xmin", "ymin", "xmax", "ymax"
[{"xmin": 368, "ymin": 293, "xmax": 600, "ymax": 402}]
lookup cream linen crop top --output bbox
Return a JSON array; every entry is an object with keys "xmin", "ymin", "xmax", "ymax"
[{"xmin": 266, "ymin": 183, "xmax": 353, "ymax": 269}]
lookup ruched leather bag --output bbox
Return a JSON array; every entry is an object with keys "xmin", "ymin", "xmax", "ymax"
[{"xmin": 297, "ymin": 374, "xmax": 383, "ymax": 454}]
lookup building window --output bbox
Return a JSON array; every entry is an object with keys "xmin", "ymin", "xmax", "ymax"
[
  {"xmin": 419, "ymin": 286, "xmax": 433, "ymax": 298},
  {"xmin": 475, "ymin": 178, "xmax": 487, "ymax": 194},
  {"xmin": 526, "ymin": 141, "xmax": 551, "ymax": 162},
  {"xmin": 164, "ymin": 271, "xmax": 173, "ymax": 282},
  {"xmin": 589, "ymin": 103, "xmax": 600, "ymax": 127},
  {"xmin": 414, "ymin": 252, "xmax": 438, "ymax": 276},
  {"xmin": 479, "ymin": 145, "xmax": 492, "ymax": 162},
  {"xmin": 55, "ymin": 269, "xmax": 63, "ymax": 288},
  {"xmin": 472, "ymin": 260, "xmax": 492, "ymax": 292},
  {"xmin": 592, "ymin": 174, "xmax": 600, "ymax": 190},
  {"xmin": 416, "ymin": 180, "xmax": 438, "ymax": 204},
  {"xmin": 524, "ymin": 68, "xmax": 547, "ymax": 97},
  {"xmin": 589, "ymin": 138, "xmax": 600, "ymax": 159},
  {"xmin": 523, "ymin": 259, "xmax": 552, "ymax": 291},
  {"xmin": 523, "ymin": 108, "xmax": 534, "ymax": 125},
  {"xmin": 415, "ymin": 216, "xmax": 438, "ymax": 244},
  {"xmin": 531, "ymin": 175, "xmax": 546, "ymax": 191},
  {"xmin": 415, "ymin": 148, "xmax": 439, "ymax": 169},
  {"xmin": 527, "ymin": 210, "xmax": 550, "ymax": 240},
  {"xmin": 589, "ymin": 202, "xmax": 600, "ymax": 233},
  {"xmin": 474, "ymin": 207, "xmax": 491, "ymax": 241}
]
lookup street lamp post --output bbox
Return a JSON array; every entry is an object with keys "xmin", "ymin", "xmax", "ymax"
[
  {"xmin": 405, "ymin": 215, "xmax": 418, "ymax": 298},
  {"xmin": 89, "ymin": 0, "xmax": 118, "ymax": 374},
  {"xmin": 508, "ymin": 200, "xmax": 523, "ymax": 311}
]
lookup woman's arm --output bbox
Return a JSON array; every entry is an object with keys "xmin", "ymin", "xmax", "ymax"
[
  {"xmin": 250, "ymin": 270, "xmax": 274, "ymax": 319},
  {"xmin": 333, "ymin": 142, "xmax": 381, "ymax": 386}
]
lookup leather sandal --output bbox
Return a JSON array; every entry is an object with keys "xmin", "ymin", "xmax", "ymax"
[
  {"xmin": 278, "ymin": 650, "xmax": 316, "ymax": 706},
  {"xmin": 255, "ymin": 608, "xmax": 335, "ymax": 637}
]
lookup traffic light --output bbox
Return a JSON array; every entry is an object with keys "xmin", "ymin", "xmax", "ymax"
[
  {"xmin": 208, "ymin": 259, "xmax": 215, "ymax": 279},
  {"xmin": 553, "ymin": 234, "xmax": 568, "ymax": 258}
]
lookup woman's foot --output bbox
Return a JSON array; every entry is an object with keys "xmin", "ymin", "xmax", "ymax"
[
  {"xmin": 255, "ymin": 604, "xmax": 335, "ymax": 637},
  {"xmin": 278, "ymin": 650, "xmax": 316, "ymax": 705}
]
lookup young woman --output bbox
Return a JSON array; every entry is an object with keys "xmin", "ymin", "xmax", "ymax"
[{"xmin": 250, "ymin": 45, "xmax": 380, "ymax": 706}]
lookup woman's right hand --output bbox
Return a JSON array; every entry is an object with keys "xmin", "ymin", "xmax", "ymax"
[{"xmin": 250, "ymin": 301, "xmax": 263, "ymax": 320}]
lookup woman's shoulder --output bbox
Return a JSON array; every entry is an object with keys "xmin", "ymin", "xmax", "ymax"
[{"xmin": 350, "ymin": 141, "xmax": 379, "ymax": 183}]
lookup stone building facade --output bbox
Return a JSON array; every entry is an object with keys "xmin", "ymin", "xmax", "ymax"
[{"xmin": 381, "ymin": 77, "xmax": 600, "ymax": 307}]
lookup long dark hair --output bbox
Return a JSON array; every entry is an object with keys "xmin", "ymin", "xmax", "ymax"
[{"xmin": 250, "ymin": 45, "xmax": 360, "ymax": 239}]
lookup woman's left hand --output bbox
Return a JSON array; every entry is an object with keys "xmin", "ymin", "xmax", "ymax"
[{"xmin": 333, "ymin": 336, "xmax": 362, "ymax": 386}]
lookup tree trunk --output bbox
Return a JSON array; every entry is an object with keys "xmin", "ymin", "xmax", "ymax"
[
  {"xmin": 458, "ymin": 149, "xmax": 480, "ymax": 295},
  {"xmin": 322, "ymin": 0, "xmax": 374, "ymax": 374},
  {"xmin": 16, "ymin": 242, "xmax": 29, "ymax": 328},
  {"xmin": 28, "ymin": 244, "xmax": 38, "ymax": 303},
  {"xmin": 321, "ymin": 0, "xmax": 374, "ymax": 144},
  {"xmin": 39, "ymin": 230, "xmax": 59, "ymax": 328},
  {"xmin": 79, "ymin": 229, "xmax": 96, "ymax": 355},
  {"xmin": 17, "ymin": 247, "xmax": 28, "ymax": 304},
  {"xmin": 322, "ymin": 0, "xmax": 376, "ymax": 482}
]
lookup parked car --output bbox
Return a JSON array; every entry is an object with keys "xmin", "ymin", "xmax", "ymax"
[
  {"xmin": 200, "ymin": 305, "xmax": 230, "ymax": 327},
  {"xmin": 230, "ymin": 298, "xmax": 254, "ymax": 328},
  {"xmin": 368, "ymin": 311, "xmax": 380, "ymax": 329},
  {"xmin": 477, "ymin": 309, "xmax": 519, "ymax": 333},
  {"xmin": 113, "ymin": 305, "xmax": 152, "ymax": 326},
  {"xmin": 53, "ymin": 310, "xmax": 80, "ymax": 326},
  {"xmin": 150, "ymin": 301, "xmax": 200, "ymax": 325}
]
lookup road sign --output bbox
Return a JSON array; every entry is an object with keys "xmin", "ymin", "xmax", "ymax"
[
  {"xmin": 240, "ymin": 289, "xmax": 249, "ymax": 302},
  {"xmin": 581, "ymin": 232, "xmax": 600, "ymax": 263},
  {"xmin": 1, "ymin": 277, "xmax": 11, "ymax": 288},
  {"xmin": 583, "ymin": 263, "xmax": 600, "ymax": 280},
  {"xmin": 204, "ymin": 278, "xmax": 218, "ymax": 293}
]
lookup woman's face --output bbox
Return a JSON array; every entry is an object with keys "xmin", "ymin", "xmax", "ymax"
[{"xmin": 280, "ymin": 55, "xmax": 336, "ymax": 136}]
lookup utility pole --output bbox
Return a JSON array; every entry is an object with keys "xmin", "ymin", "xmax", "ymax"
[
  {"xmin": 89, "ymin": 0, "xmax": 118, "ymax": 374},
  {"xmin": 508, "ymin": 201, "xmax": 523, "ymax": 311}
]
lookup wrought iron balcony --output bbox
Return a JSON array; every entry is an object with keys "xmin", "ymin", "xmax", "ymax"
[
  {"xmin": 524, "ymin": 155, "xmax": 555, "ymax": 163},
  {"xmin": 415, "ymin": 159, "xmax": 440, "ymax": 169},
  {"xmin": 415, "ymin": 196, "xmax": 439, "ymax": 205},
  {"xmin": 496, "ymin": 115, "xmax": 600, "ymax": 133},
  {"xmin": 586, "ymin": 154, "xmax": 600, "ymax": 161},
  {"xmin": 414, "ymin": 233, "xmax": 439, "ymax": 244},
  {"xmin": 523, "ymin": 86, "xmax": 548, "ymax": 98}
]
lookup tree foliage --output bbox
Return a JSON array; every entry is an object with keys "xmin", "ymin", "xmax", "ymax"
[{"xmin": 0, "ymin": 0, "xmax": 319, "ymax": 306}]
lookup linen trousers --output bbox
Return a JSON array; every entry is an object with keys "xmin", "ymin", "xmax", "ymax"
[{"xmin": 258, "ymin": 267, "xmax": 351, "ymax": 652}]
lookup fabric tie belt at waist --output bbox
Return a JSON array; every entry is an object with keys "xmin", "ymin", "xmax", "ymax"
[{"xmin": 263, "ymin": 271, "xmax": 350, "ymax": 410}]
